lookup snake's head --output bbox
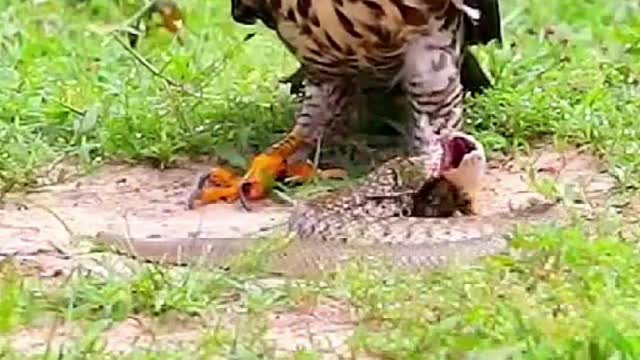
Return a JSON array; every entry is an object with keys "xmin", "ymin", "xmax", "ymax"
[{"xmin": 438, "ymin": 130, "xmax": 486, "ymax": 192}]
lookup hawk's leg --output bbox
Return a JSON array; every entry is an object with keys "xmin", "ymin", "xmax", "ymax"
[
  {"xmin": 190, "ymin": 78, "xmax": 355, "ymax": 208},
  {"xmin": 400, "ymin": 27, "xmax": 488, "ymax": 215},
  {"xmin": 402, "ymin": 34, "xmax": 464, "ymax": 158}
]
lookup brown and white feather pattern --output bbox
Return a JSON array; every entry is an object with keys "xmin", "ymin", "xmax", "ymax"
[
  {"xmin": 271, "ymin": 0, "xmax": 471, "ymax": 81},
  {"xmin": 251, "ymin": 0, "xmax": 481, "ymax": 165}
]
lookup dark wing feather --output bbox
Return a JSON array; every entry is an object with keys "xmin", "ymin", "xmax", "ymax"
[
  {"xmin": 460, "ymin": 48, "xmax": 491, "ymax": 95},
  {"xmin": 464, "ymin": 0, "xmax": 502, "ymax": 46},
  {"xmin": 460, "ymin": 0, "xmax": 502, "ymax": 94}
]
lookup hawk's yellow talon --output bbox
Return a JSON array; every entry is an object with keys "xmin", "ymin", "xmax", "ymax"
[{"xmin": 282, "ymin": 161, "xmax": 316, "ymax": 184}]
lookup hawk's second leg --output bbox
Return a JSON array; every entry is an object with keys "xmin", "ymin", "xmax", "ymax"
[
  {"xmin": 189, "ymin": 78, "xmax": 355, "ymax": 208},
  {"xmin": 402, "ymin": 31, "xmax": 487, "ymax": 213},
  {"xmin": 402, "ymin": 34, "xmax": 465, "ymax": 164}
]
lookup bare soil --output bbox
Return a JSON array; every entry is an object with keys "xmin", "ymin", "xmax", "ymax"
[{"xmin": 0, "ymin": 146, "xmax": 619, "ymax": 358}]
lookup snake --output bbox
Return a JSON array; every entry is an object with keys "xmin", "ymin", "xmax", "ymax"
[{"xmin": 90, "ymin": 130, "xmax": 562, "ymax": 277}]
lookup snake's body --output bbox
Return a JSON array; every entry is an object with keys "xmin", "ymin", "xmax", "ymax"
[{"xmin": 92, "ymin": 132, "xmax": 561, "ymax": 276}]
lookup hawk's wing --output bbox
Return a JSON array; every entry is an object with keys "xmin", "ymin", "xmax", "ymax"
[
  {"xmin": 464, "ymin": 0, "xmax": 502, "ymax": 46},
  {"xmin": 460, "ymin": 0, "xmax": 502, "ymax": 95}
]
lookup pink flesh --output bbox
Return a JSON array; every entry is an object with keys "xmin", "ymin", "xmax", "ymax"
[{"xmin": 440, "ymin": 136, "xmax": 476, "ymax": 171}]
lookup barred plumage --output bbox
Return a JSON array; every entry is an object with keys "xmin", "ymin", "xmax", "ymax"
[
  {"xmin": 237, "ymin": 0, "xmax": 499, "ymax": 163},
  {"xmin": 188, "ymin": 0, "xmax": 501, "ymax": 208}
]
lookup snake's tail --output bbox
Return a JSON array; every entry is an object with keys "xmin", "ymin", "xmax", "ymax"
[{"xmin": 92, "ymin": 231, "xmax": 261, "ymax": 268}]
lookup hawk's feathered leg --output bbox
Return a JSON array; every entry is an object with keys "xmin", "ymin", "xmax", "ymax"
[
  {"xmin": 190, "ymin": 79, "xmax": 356, "ymax": 208},
  {"xmin": 189, "ymin": 0, "xmax": 502, "ymax": 209}
]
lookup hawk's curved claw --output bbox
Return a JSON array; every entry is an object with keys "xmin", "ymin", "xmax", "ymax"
[
  {"xmin": 188, "ymin": 153, "xmax": 285, "ymax": 209},
  {"xmin": 188, "ymin": 155, "xmax": 320, "ymax": 209},
  {"xmin": 187, "ymin": 167, "xmax": 242, "ymax": 209},
  {"xmin": 195, "ymin": 172, "xmax": 211, "ymax": 190},
  {"xmin": 238, "ymin": 181, "xmax": 254, "ymax": 211},
  {"xmin": 187, "ymin": 189, "xmax": 202, "ymax": 210},
  {"xmin": 283, "ymin": 161, "xmax": 316, "ymax": 185},
  {"xmin": 206, "ymin": 167, "xmax": 239, "ymax": 187},
  {"xmin": 187, "ymin": 173, "xmax": 210, "ymax": 209},
  {"xmin": 188, "ymin": 185, "xmax": 242, "ymax": 209}
]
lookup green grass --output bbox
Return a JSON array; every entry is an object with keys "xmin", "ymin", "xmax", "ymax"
[
  {"xmin": 2, "ymin": 0, "xmax": 640, "ymax": 358},
  {"xmin": 342, "ymin": 224, "xmax": 640, "ymax": 358},
  {"xmin": 0, "ymin": 259, "xmax": 284, "ymax": 358}
]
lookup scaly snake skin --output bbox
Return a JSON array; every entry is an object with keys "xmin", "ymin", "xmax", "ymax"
[{"xmin": 92, "ymin": 131, "xmax": 561, "ymax": 277}]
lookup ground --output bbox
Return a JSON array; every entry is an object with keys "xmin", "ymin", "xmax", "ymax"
[{"xmin": 1, "ymin": 0, "xmax": 640, "ymax": 359}]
